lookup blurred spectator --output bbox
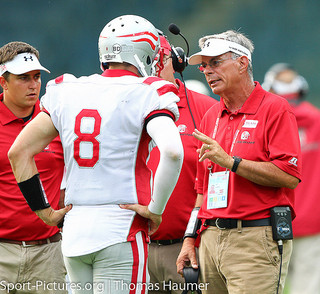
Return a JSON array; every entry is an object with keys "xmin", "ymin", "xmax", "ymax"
[{"xmin": 263, "ymin": 63, "xmax": 320, "ymax": 294}]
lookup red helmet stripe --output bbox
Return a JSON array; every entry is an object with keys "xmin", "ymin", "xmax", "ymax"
[
  {"xmin": 117, "ymin": 31, "xmax": 158, "ymax": 49},
  {"xmin": 119, "ymin": 31, "xmax": 158, "ymax": 41},
  {"xmin": 132, "ymin": 38, "xmax": 156, "ymax": 50}
]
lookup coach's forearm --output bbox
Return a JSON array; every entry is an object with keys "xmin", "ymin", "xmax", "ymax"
[{"xmin": 235, "ymin": 159, "xmax": 299, "ymax": 189}]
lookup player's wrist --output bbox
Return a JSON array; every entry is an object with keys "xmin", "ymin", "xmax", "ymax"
[{"xmin": 17, "ymin": 174, "xmax": 50, "ymax": 211}]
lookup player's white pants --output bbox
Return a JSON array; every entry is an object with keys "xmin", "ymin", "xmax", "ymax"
[{"xmin": 64, "ymin": 232, "xmax": 149, "ymax": 294}]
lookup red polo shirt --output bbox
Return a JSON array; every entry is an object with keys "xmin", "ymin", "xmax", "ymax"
[
  {"xmin": 0, "ymin": 94, "xmax": 64, "ymax": 241},
  {"xmin": 196, "ymin": 82, "xmax": 301, "ymax": 221},
  {"xmin": 148, "ymin": 79, "xmax": 217, "ymax": 240},
  {"xmin": 290, "ymin": 101, "xmax": 320, "ymax": 236}
]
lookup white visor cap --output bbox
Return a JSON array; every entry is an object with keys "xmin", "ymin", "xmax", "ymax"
[
  {"xmin": 189, "ymin": 38, "xmax": 252, "ymax": 65},
  {"xmin": 0, "ymin": 53, "xmax": 50, "ymax": 76}
]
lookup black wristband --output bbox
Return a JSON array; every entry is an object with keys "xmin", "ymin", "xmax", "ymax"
[
  {"xmin": 17, "ymin": 174, "xmax": 50, "ymax": 211},
  {"xmin": 231, "ymin": 156, "xmax": 242, "ymax": 172}
]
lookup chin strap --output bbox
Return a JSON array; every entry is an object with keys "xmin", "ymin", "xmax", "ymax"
[
  {"xmin": 134, "ymin": 54, "xmax": 148, "ymax": 77},
  {"xmin": 181, "ymin": 267, "xmax": 202, "ymax": 294}
]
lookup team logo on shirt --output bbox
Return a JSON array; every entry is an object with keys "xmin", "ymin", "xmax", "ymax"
[
  {"xmin": 241, "ymin": 131, "xmax": 250, "ymax": 140},
  {"xmin": 178, "ymin": 124, "xmax": 187, "ymax": 133},
  {"xmin": 237, "ymin": 131, "xmax": 255, "ymax": 144},
  {"xmin": 288, "ymin": 157, "xmax": 298, "ymax": 166},
  {"xmin": 41, "ymin": 143, "xmax": 54, "ymax": 154}
]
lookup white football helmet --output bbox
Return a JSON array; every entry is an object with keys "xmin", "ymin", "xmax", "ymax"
[{"xmin": 98, "ymin": 15, "xmax": 160, "ymax": 77}]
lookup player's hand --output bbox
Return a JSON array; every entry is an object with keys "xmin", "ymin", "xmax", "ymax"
[
  {"xmin": 176, "ymin": 237, "xmax": 198, "ymax": 276},
  {"xmin": 120, "ymin": 204, "xmax": 162, "ymax": 235},
  {"xmin": 193, "ymin": 129, "xmax": 233, "ymax": 169},
  {"xmin": 35, "ymin": 204, "xmax": 72, "ymax": 226}
]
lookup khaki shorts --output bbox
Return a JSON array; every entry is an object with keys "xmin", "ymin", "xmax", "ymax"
[{"xmin": 199, "ymin": 225, "xmax": 292, "ymax": 294}]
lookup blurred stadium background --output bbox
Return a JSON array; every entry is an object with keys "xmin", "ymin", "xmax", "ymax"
[{"xmin": 1, "ymin": 0, "xmax": 319, "ymax": 104}]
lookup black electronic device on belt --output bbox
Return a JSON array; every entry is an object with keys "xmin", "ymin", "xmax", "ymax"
[
  {"xmin": 270, "ymin": 206, "xmax": 293, "ymax": 294},
  {"xmin": 270, "ymin": 206, "xmax": 293, "ymax": 241}
]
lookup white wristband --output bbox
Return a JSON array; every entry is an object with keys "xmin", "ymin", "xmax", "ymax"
[{"xmin": 184, "ymin": 207, "xmax": 201, "ymax": 239}]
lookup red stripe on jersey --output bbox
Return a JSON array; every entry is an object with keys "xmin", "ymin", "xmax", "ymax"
[
  {"xmin": 157, "ymin": 83, "xmax": 179, "ymax": 96},
  {"xmin": 55, "ymin": 75, "xmax": 64, "ymax": 84},
  {"xmin": 143, "ymin": 76, "xmax": 163, "ymax": 85},
  {"xmin": 143, "ymin": 77, "xmax": 179, "ymax": 96},
  {"xmin": 146, "ymin": 109, "xmax": 175, "ymax": 121},
  {"xmin": 127, "ymin": 129, "xmax": 152, "ymax": 241}
]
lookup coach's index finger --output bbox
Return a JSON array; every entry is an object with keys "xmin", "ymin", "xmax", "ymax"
[{"xmin": 192, "ymin": 129, "xmax": 211, "ymax": 144}]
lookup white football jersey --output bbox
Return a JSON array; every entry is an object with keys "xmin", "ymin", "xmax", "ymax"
[{"xmin": 41, "ymin": 70, "xmax": 179, "ymax": 256}]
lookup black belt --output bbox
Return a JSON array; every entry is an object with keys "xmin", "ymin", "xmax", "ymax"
[
  {"xmin": 151, "ymin": 238, "xmax": 183, "ymax": 246},
  {"xmin": 205, "ymin": 218, "xmax": 271, "ymax": 230}
]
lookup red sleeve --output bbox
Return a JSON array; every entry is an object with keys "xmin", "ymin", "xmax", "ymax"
[{"xmin": 267, "ymin": 108, "xmax": 302, "ymax": 180}]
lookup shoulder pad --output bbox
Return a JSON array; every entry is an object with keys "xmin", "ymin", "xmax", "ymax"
[
  {"xmin": 47, "ymin": 73, "xmax": 77, "ymax": 87},
  {"xmin": 142, "ymin": 77, "xmax": 178, "ymax": 96}
]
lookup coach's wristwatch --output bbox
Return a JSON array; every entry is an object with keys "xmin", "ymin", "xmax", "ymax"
[{"xmin": 231, "ymin": 156, "xmax": 242, "ymax": 172}]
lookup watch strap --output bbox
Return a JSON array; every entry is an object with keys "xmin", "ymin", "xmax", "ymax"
[{"xmin": 231, "ymin": 156, "xmax": 242, "ymax": 172}]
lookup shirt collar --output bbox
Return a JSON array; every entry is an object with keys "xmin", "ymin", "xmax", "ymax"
[
  {"xmin": 220, "ymin": 82, "xmax": 265, "ymax": 115},
  {"xmin": 0, "ymin": 93, "xmax": 39, "ymax": 125},
  {"xmin": 101, "ymin": 69, "xmax": 140, "ymax": 78}
]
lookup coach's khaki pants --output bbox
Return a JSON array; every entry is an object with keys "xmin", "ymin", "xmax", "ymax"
[
  {"xmin": 0, "ymin": 241, "xmax": 67, "ymax": 294},
  {"xmin": 148, "ymin": 242, "xmax": 186, "ymax": 294},
  {"xmin": 199, "ymin": 226, "xmax": 292, "ymax": 294}
]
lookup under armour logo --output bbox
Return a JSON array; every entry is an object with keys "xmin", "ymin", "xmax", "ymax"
[{"xmin": 24, "ymin": 56, "xmax": 33, "ymax": 62}]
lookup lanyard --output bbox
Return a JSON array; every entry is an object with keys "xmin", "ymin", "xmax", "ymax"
[
  {"xmin": 208, "ymin": 111, "xmax": 246, "ymax": 171},
  {"xmin": 230, "ymin": 114, "xmax": 247, "ymax": 154}
]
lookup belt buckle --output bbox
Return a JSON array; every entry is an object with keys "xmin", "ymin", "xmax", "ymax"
[
  {"xmin": 215, "ymin": 218, "xmax": 226, "ymax": 230},
  {"xmin": 21, "ymin": 241, "xmax": 35, "ymax": 248}
]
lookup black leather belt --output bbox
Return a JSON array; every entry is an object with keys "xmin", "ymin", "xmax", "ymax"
[
  {"xmin": 151, "ymin": 238, "xmax": 183, "ymax": 245},
  {"xmin": 205, "ymin": 218, "xmax": 271, "ymax": 230}
]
